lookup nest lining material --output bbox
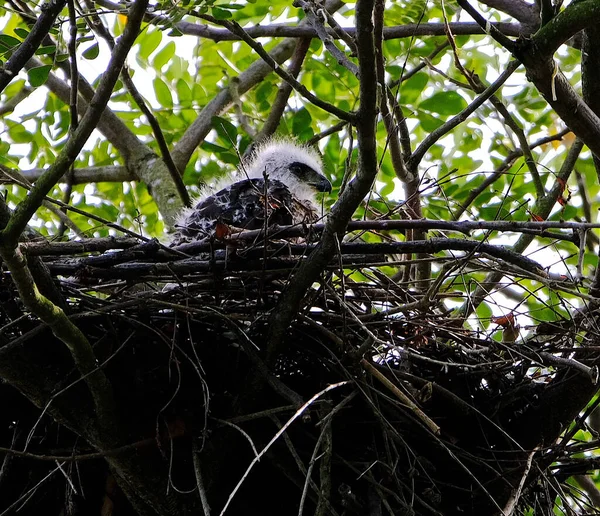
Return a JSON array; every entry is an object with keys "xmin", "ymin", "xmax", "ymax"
[{"xmin": 1, "ymin": 225, "xmax": 599, "ymax": 515}]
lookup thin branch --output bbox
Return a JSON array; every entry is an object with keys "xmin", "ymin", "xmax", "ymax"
[
  {"xmin": 361, "ymin": 359, "xmax": 440, "ymax": 435},
  {"xmin": 82, "ymin": 0, "xmax": 190, "ymax": 207},
  {"xmin": 217, "ymin": 381, "xmax": 350, "ymax": 516},
  {"xmin": 408, "ymin": 60, "xmax": 521, "ymax": 170},
  {"xmin": 254, "ymin": 38, "xmax": 312, "ymax": 145},
  {"xmin": 455, "ymin": 0, "xmax": 517, "ymax": 52},
  {"xmin": 295, "ymin": 0, "xmax": 359, "ymax": 76},
  {"xmin": 502, "ymin": 449, "xmax": 536, "ymax": 515},
  {"xmin": 195, "ymin": 14, "xmax": 354, "ymax": 123},
  {"xmin": 0, "ymin": 164, "xmax": 133, "ymax": 184},
  {"xmin": 452, "ymin": 129, "xmax": 570, "ymax": 219}
]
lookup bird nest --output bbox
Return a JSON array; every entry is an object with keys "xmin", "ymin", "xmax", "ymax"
[{"xmin": 1, "ymin": 223, "xmax": 599, "ymax": 515}]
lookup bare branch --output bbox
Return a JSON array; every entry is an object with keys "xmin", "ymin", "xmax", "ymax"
[{"xmin": 478, "ymin": 0, "xmax": 540, "ymax": 29}]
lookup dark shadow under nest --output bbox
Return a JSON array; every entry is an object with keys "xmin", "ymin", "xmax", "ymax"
[{"xmin": 1, "ymin": 228, "xmax": 600, "ymax": 516}]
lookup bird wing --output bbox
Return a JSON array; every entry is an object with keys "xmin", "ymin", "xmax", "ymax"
[{"xmin": 171, "ymin": 178, "xmax": 309, "ymax": 245}]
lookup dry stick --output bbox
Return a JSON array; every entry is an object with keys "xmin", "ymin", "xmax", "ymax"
[
  {"xmin": 0, "ymin": 463, "xmax": 64, "ymax": 516},
  {"xmin": 192, "ymin": 441, "xmax": 212, "ymax": 516},
  {"xmin": 217, "ymin": 381, "xmax": 350, "ymax": 516},
  {"xmin": 502, "ymin": 449, "xmax": 536, "ymax": 516},
  {"xmin": 297, "ymin": 411, "xmax": 332, "ymax": 516},
  {"xmin": 361, "ymin": 359, "xmax": 440, "ymax": 435},
  {"xmin": 0, "ymin": 439, "xmax": 155, "ymax": 462}
]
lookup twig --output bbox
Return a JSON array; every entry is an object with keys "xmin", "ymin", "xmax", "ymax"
[
  {"xmin": 502, "ymin": 449, "xmax": 536, "ymax": 515},
  {"xmin": 218, "ymin": 381, "xmax": 350, "ymax": 516},
  {"xmin": 408, "ymin": 60, "xmax": 521, "ymax": 170},
  {"xmin": 195, "ymin": 14, "xmax": 354, "ymax": 122},
  {"xmin": 361, "ymin": 359, "xmax": 440, "ymax": 435}
]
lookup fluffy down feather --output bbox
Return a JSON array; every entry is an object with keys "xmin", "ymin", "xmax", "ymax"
[{"xmin": 170, "ymin": 140, "xmax": 331, "ymax": 246}]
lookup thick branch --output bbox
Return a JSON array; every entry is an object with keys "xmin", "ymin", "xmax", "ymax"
[
  {"xmin": 479, "ymin": 0, "xmax": 539, "ymax": 29},
  {"xmin": 263, "ymin": 0, "xmax": 379, "ymax": 362}
]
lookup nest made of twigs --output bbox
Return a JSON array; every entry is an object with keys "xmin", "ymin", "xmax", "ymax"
[{"xmin": 1, "ymin": 227, "xmax": 599, "ymax": 516}]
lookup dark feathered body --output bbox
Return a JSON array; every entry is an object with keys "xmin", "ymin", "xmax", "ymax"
[
  {"xmin": 169, "ymin": 140, "xmax": 331, "ymax": 247},
  {"xmin": 170, "ymin": 178, "xmax": 319, "ymax": 246}
]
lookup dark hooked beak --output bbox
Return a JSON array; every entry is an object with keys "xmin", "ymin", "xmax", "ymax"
[{"xmin": 313, "ymin": 175, "xmax": 332, "ymax": 193}]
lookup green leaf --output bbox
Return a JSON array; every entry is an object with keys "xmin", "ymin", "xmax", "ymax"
[
  {"xmin": 416, "ymin": 110, "xmax": 444, "ymax": 132},
  {"xmin": 211, "ymin": 6, "xmax": 233, "ymax": 19},
  {"xmin": 212, "ymin": 116, "xmax": 237, "ymax": 145},
  {"xmin": 8, "ymin": 123, "xmax": 32, "ymax": 143},
  {"xmin": 82, "ymin": 43, "xmax": 100, "ymax": 60},
  {"xmin": 35, "ymin": 45, "xmax": 57, "ymax": 55},
  {"xmin": 0, "ymin": 34, "xmax": 20, "ymax": 51},
  {"xmin": 27, "ymin": 65, "xmax": 52, "ymax": 87},
  {"xmin": 138, "ymin": 29, "xmax": 162, "ymax": 60},
  {"xmin": 400, "ymin": 72, "xmax": 428, "ymax": 104},
  {"xmin": 13, "ymin": 28, "xmax": 29, "ymax": 39},
  {"xmin": 153, "ymin": 41, "xmax": 176, "ymax": 70},
  {"xmin": 292, "ymin": 108, "xmax": 312, "ymax": 135},
  {"xmin": 419, "ymin": 91, "xmax": 468, "ymax": 116},
  {"xmin": 153, "ymin": 77, "xmax": 173, "ymax": 108},
  {"xmin": 176, "ymin": 78, "xmax": 192, "ymax": 104}
]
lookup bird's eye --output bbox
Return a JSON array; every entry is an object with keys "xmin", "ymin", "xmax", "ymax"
[{"xmin": 289, "ymin": 162, "xmax": 308, "ymax": 178}]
